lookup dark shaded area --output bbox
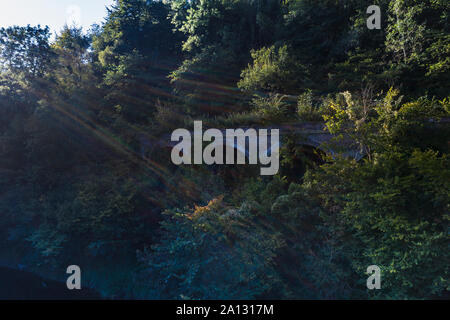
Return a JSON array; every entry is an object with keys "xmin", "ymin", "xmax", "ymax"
[{"xmin": 0, "ymin": 267, "xmax": 100, "ymax": 300}]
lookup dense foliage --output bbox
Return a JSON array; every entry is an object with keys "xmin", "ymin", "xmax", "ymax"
[{"xmin": 0, "ymin": 0, "xmax": 448, "ymax": 299}]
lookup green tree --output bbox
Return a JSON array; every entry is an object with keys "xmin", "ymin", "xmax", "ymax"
[
  {"xmin": 306, "ymin": 94, "xmax": 450, "ymax": 299},
  {"xmin": 0, "ymin": 25, "xmax": 53, "ymax": 78},
  {"xmin": 137, "ymin": 196, "xmax": 285, "ymax": 299},
  {"xmin": 386, "ymin": 0, "xmax": 426, "ymax": 62}
]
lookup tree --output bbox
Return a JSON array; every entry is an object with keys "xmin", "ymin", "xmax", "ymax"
[
  {"xmin": 92, "ymin": 0, "xmax": 184, "ymax": 124},
  {"xmin": 307, "ymin": 94, "xmax": 450, "ymax": 299},
  {"xmin": 137, "ymin": 196, "xmax": 285, "ymax": 299},
  {"xmin": 168, "ymin": 0, "xmax": 284, "ymax": 116},
  {"xmin": 0, "ymin": 25, "xmax": 53, "ymax": 78},
  {"xmin": 52, "ymin": 26, "xmax": 92, "ymax": 89},
  {"xmin": 238, "ymin": 45, "xmax": 309, "ymax": 95},
  {"xmin": 386, "ymin": 0, "xmax": 426, "ymax": 62}
]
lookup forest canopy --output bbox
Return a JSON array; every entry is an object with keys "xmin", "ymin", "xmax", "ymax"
[{"xmin": 0, "ymin": 0, "xmax": 448, "ymax": 299}]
